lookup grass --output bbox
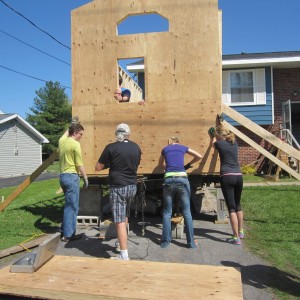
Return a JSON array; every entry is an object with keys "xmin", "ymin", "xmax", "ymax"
[
  {"xmin": 243, "ymin": 174, "xmax": 298, "ymax": 183},
  {"xmin": 242, "ymin": 185, "xmax": 300, "ymax": 300},
  {"xmin": 45, "ymin": 160, "xmax": 60, "ymax": 173},
  {"xmin": 0, "ymin": 175, "xmax": 299, "ymax": 299},
  {"xmin": 0, "ymin": 179, "xmax": 64, "ymax": 250}
]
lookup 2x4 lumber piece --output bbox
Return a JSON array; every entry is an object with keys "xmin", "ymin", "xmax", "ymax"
[
  {"xmin": 222, "ymin": 120, "xmax": 300, "ymax": 181},
  {"xmin": 0, "ymin": 234, "xmax": 50, "ymax": 259},
  {"xmin": 171, "ymin": 216, "xmax": 184, "ymax": 224},
  {"xmin": 221, "ymin": 104, "xmax": 300, "ymax": 161},
  {"xmin": 0, "ymin": 150, "xmax": 59, "ymax": 212}
]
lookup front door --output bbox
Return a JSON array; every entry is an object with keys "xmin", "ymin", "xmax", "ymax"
[
  {"xmin": 282, "ymin": 100, "xmax": 300, "ymax": 147},
  {"xmin": 282, "ymin": 99, "xmax": 291, "ymax": 131}
]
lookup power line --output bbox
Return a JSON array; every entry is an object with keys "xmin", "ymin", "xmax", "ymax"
[
  {"xmin": 0, "ymin": 64, "xmax": 71, "ymax": 89},
  {"xmin": 0, "ymin": 28, "xmax": 70, "ymax": 66},
  {"xmin": 0, "ymin": 0, "xmax": 70, "ymax": 50}
]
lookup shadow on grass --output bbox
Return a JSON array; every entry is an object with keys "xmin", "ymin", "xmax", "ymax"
[
  {"xmin": 221, "ymin": 260, "xmax": 300, "ymax": 298},
  {"xmin": 19, "ymin": 196, "xmax": 64, "ymax": 233}
]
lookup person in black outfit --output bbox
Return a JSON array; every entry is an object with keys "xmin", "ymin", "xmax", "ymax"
[
  {"xmin": 95, "ymin": 123, "xmax": 141, "ymax": 259},
  {"xmin": 210, "ymin": 124, "xmax": 244, "ymax": 245}
]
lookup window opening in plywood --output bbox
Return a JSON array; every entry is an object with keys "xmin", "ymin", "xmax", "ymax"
[
  {"xmin": 117, "ymin": 13, "xmax": 169, "ymax": 35},
  {"xmin": 116, "ymin": 58, "xmax": 145, "ymax": 104}
]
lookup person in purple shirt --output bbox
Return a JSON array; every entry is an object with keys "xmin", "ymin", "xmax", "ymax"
[{"xmin": 158, "ymin": 136, "xmax": 202, "ymax": 249}]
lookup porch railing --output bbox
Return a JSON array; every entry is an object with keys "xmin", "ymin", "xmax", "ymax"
[
  {"xmin": 280, "ymin": 129, "xmax": 300, "ymax": 173},
  {"xmin": 280, "ymin": 129, "xmax": 300, "ymax": 150}
]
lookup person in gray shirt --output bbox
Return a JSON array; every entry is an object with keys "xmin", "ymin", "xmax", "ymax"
[{"xmin": 210, "ymin": 125, "xmax": 244, "ymax": 245}]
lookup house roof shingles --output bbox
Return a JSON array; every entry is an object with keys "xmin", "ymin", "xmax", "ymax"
[{"xmin": 0, "ymin": 113, "xmax": 49, "ymax": 143}]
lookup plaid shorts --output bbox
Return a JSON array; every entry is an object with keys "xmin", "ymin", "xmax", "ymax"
[{"xmin": 109, "ymin": 185, "xmax": 137, "ymax": 223}]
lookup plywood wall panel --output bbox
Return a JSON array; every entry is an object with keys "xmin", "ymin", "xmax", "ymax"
[{"xmin": 72, "ymin": 0, "xmax": 221, "ymax": 175}]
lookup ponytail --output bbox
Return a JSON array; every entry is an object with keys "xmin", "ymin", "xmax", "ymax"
[{"xmin": 216, "ymin": 125, "xmax": 235, "ymax": 144}]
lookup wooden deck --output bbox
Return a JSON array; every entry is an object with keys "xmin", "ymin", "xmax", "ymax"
[{"xmin": 0, "ymin": 255, "xmax": 243, "ymax": 299}]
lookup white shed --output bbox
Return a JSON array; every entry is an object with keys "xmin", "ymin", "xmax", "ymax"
[{"xmin": 0, "ymin": 113, "xmax": 49, "ymax": 178}]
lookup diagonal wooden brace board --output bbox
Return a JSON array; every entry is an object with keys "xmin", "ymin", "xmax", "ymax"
[
  {"xmin": 222, "ymin": 120, "xmax": 300, "ymax": 181},
  {"xmin": 0, "ymin": 150, "xmax": 59, "ymax": 212},
  {"xmin": 0, "ymin": 255, "xmax": 243, "ymax": 299},
  {"xmin": 222, "ymin": 104, "xmax": 300, "ymax": 161}
]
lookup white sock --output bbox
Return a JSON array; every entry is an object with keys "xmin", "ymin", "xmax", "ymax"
[{"xmin": 120, "ymin": 249, "xmax": 129, "ymax": 260}]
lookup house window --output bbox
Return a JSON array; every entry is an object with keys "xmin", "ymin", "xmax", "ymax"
[
  {"xmin": 222, "ymin": 68, "xmax": 266, "ymax": 106},
  {"xmin": 230, "ymin": 71, "xmax": 254, "ymax": 103}
]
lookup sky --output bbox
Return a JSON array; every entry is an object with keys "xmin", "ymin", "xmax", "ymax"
[{"xmin": 1, "ymin": 0, "xmax": 300, "ymax": 119}]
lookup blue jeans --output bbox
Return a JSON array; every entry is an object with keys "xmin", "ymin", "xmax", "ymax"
[
  {"xmin": 60, "ymin": 173, "xmax": 80, "ymax": 238},
  {"xmin": 161, "ymin": 177, "xmax": 196, "ymax": 248}
]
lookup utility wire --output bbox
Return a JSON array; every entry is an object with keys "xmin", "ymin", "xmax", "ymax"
[
  {"xmin": 0, "ymin": 28, "xmax": 70, "ymax": 66},
  {"xmin": 0, "ymin": 64, "xmax": 71, "ymax": 89},
  {"xmin": 0, "ymin": 0, "xmax": 70, "ymax": 50}
]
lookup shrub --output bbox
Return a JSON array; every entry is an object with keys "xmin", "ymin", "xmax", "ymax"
[{"xmin": 241, "ymin": 165, "xmax": 257, "ymax": 175}]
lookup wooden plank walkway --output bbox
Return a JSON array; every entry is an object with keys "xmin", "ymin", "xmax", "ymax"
[{"xmin": 0, "ymin": 255, "xmax": 243, "ymax": 299}]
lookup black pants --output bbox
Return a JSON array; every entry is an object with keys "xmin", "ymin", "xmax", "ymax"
[{"xmin": 220, "ymin": 175, "xmax": 243, "ymax": 213}]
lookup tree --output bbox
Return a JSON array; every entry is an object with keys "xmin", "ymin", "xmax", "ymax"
[{"xmin": 26, "ymin": 81, "xmax": 72, "ymax": 154}]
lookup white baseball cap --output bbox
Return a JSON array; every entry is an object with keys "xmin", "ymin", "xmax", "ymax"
[{"xmin": 116, "ymin": 123, "xmax": 130, "ymax": 134}]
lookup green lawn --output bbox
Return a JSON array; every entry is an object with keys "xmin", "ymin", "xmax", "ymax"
[
  {"xmin": 242, "ymin": 185, "xmax": 300, "ymax": 300},
  {"xmin": 0, "ymin": 179, "xmax": 64, "ymax": 250},
  {"xmin": 243, "ymin": 174, "xmax": 298, "ymax": 183},
  {"xmin": 44, "ymin": 160, "xmax": 60, "ymax": 173}
]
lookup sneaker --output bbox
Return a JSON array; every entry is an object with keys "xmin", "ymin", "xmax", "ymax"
[
  {"xmin": 115, "ymin": 240, "xmax": 120, "ymax": 252},
  {"xmin": 60, "ymin": 236, "xmax": 70, "ymax": 242},
  {"xmin": 188, "ymin": 240, "xmax": 199, "ymax": 249},
  {"xmin": 239, "ymin": 230, "xmax": 245, "ymax": 239},
  {"xmin": 228, "ymin": 236, "xmax": 241, "ymax": 245},
  {"xmin": 60, "ymin": 234, "xmax": 82, "ymax": 242},
  {"xmin": 110, "ymin": 254, "xmax": 130, "ymax": 260}
]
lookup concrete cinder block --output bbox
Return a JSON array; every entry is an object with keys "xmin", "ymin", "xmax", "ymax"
[
  {"xmin": 77, "ymin": 216, "xmax": 99, "ymax": 226},
  {"xmin": 78, "ymin": 187, "xmax": 102, "ymax": 219},
  {"xmin": 215, "ymin": 188, "xmax": 229, "ymax": 224},
  {"xmin": 171, "ymin": 217, "xmax": 184, "ymax": 239}
]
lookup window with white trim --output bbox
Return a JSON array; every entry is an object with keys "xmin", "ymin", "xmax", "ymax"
[{"xmin": 222, "ymin": 68, "xmax": 266, "ymax": 106}]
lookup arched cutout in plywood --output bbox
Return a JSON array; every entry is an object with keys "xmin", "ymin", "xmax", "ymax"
[
  {"xmin": 117, "ymin": 12, "xmax": 169, "ymax": 35},
  {"xmin": 116, "ymin": 58, "xmax": 145, "ymax": 104}
]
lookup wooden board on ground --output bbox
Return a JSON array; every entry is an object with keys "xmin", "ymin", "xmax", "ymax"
[{"xmin": 0, "ymin": 255, "xmax": 243, "ymax": 299}]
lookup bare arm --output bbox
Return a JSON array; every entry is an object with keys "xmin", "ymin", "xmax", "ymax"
[
  {"xmin": 115, "ymin": 94, "xmax": 130, "ymax": 102},
  {"xmin": 186, "ymin": 148, "xmax": 202, "ymax": 165},
  {"xmin": 155, "ymin": 154, "xmax": 165, "ymax": 172},
  {"xmin": 210, "ymin": 136, "xmax": 217, "ymax": 149},
  {"xmin": 95, "ymin": 161, "xmax": 106, "ymax": 172},
  {"xmin": 77, "ymin": 166, "xmax": 87, "ymax": 178},
  {"xmin": 121, "ymin": 94, "xmax": 130, "ymax": 102},
  {"xmin": 158, "ymin": 154, "xmax": 165, "ymax": 167},
  {"xmin": 62, "ymin": 128, "xmax": 69, "ymax": 137}
]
